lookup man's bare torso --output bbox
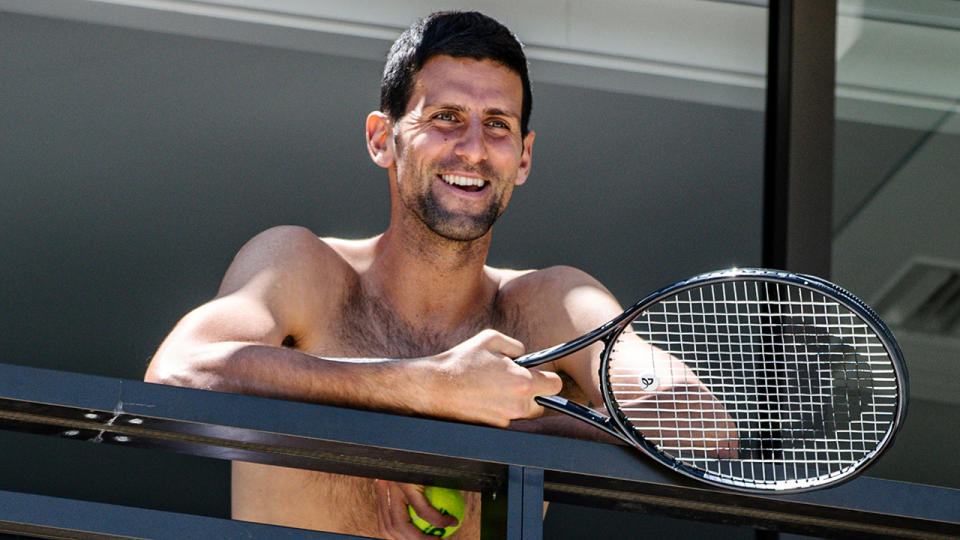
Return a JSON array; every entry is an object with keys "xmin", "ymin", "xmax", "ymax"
[{"xmin": 231, "ymin": 236, "xmax": 585, "ymax": 538}]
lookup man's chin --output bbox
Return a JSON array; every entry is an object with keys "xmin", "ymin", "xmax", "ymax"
[
  {"xmin": 422, "ymin": 213, "xmax": 497, "ymax": 242},
  {"xmin": 431, "ymin": 223, "xmax": 493, "ymax": 242},
  {"xmin": 413, "ymin": 193, "xmax": 502, "ymax": 242}
]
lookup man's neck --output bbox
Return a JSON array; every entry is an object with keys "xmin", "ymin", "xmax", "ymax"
[{"xmin": 363, "ymin": 223, "xmax": 497, "ymax": 334}]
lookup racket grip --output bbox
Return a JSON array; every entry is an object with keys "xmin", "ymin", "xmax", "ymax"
[{"xmin": 534, "ymin": 395, "xmax": 633, "ymax": 446}]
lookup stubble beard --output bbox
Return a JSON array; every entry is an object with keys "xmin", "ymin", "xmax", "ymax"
[
  {"xmin": 395, "ymin": 137, "xmax": 509, "ymax": 243},
  {"xmin": 412, "ymin": 185, "xmax": 504, "ymax": 242}
]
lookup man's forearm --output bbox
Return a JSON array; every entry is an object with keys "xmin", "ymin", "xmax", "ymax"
[
  {"xmin": 146, "ymin": 341, "xmax": 436, "ymax": 416},
  {"xmin": 146, "ymin": 329, "xmax": 563, "ymax": 427}
]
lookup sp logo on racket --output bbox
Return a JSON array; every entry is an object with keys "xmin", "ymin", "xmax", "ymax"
[{"xmin": 638, "ymin": 374, "xmax": 659, "ymax": 392}]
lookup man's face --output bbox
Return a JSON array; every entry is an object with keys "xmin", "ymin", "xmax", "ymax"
[{"xmin": 390, "ymin": 55, "xmax": 534, "ymax": 242}]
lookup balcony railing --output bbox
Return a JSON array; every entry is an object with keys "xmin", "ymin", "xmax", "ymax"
[{"xmin": 1, "ymin": 362, "xmax": 958, "ymax": 539}]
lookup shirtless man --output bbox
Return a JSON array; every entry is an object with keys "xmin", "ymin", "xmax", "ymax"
[{"xmin": 145, "ymin": 11, "xmax": 718, "ymax": 539}]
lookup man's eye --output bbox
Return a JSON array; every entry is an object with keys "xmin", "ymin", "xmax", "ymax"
[
  {"xmin": 486, "ymin": 119, "xmax": 510, "ymax": 130},
  {"xmin": 434, "ymin": 112, "xmax": 457, "ymax": 122}
]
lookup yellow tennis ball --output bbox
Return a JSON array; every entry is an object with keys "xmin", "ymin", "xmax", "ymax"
[{"xmin": 407, "ymin": 486, "xmax": 465, "ymax": 538}]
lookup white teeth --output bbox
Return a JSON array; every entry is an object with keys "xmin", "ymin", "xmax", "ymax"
[{"xmin": 441, "ymin": 174, "xmax": 485, "ymax": 188}]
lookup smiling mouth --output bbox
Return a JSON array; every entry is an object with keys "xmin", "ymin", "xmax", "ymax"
[{"xmin": 440, "ymin": 174, "xmax": 487, "ymax": 192}]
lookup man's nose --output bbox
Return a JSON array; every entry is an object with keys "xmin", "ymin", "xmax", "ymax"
[{"xmin": 454, "ymin": 121, "xmax": 487, "ymax": 163}]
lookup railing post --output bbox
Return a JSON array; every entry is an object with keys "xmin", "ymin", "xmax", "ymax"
[
  {"xmin": 480, "ymin": 465, "xmax": 544, "ymax": 539},
  {"xmin": 520, "ymin": 467, "xmax": 544, "ymax": 540},
  {"xmin": 763, "ymin": 0, "xmax": 836, "ymax": 276}
]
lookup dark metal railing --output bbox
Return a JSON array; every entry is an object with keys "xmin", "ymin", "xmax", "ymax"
[{"xmin": 0, "ymin": 363, "xmax": 958, "ymax": 539}]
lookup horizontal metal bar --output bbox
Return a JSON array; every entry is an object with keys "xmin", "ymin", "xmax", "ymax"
[
  {"xmin": 0, "ymin": 489, "xmax": 356, "ymax": 539},
  {"xmin": 0, "ymin": 362, "xmax": 958, "ymax": 538},
  {"xmin": 543, "ymin": 474, "xmax": 960, "ymax": 539}
]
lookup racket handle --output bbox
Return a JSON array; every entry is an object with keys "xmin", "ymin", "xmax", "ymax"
[{"xmin": 534, "ymin": 396, "xmax": 633, "ymax": 446}]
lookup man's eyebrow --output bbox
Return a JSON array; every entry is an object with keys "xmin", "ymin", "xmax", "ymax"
[
  {"xmin": 428, "ymin": 103, "xmax": 466, "ymax": 112},
  {"xmin": 428, "ymin": 103, "xmax": 518, "ymax": 119},
  {"xmin": 484, "ymin": 107, "xmax": 519, "ymax": 119}
]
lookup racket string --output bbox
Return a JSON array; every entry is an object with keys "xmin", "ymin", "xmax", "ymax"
[{"xmin": 605, "ymin": 279, "xmax": 900, "ymax": 489}]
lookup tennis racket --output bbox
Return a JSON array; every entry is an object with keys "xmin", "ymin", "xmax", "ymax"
[{"xmin": 515, "ymin": 268, "xmax": 907, "ymax": 493}]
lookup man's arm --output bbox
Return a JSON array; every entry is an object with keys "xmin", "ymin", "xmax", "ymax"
[
  {"xmin": 145, "ymin": 226, "xmax": 561, "ymax": 427},
  {"xmin": 515, "ymin": 266, "xmax": 736, "ymax": 453}
]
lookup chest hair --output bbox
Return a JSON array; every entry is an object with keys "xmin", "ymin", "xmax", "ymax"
[{"xmin": 334, "ymin": 282, "xmax": 526, "ymax": 359}]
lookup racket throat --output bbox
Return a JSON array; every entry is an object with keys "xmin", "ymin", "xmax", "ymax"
[{"xmin": 534, "ymin": 395, "xmax": 634, "ymax": 446}]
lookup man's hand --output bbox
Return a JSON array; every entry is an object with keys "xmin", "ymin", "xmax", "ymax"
[
  {"xmin": 375, "ymin": 480, "xmax": 459, "ymax": 540},
  {"xmin": 429, "ymin": 329, "xmax": 563, "ymax": 427}
]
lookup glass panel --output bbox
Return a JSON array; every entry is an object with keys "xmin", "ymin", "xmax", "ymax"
[
  {"xmin": 492, "ymin": 0, "xmax": 770, "ymax": 298},
  {"xmin": 833, "ymin": 0, "xmax": 960, "ymax": 489}
]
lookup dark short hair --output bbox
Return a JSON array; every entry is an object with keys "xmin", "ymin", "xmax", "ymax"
[{"xmin": 380, "ymin": 11, "xmax": 532, "ymax": 137}]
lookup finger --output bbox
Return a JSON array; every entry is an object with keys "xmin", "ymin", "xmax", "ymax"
[
  {"xmin": 530, "ymin": 367, "xmax": 563, "ymax": 396},
  {"xmin": 498, "ymin": 334, "xmax": 526, "ymax": 359},
  {"xmin": 375, "ymin": 479, "xmax": 394, "ymax": 538},
  {"xmin": 513, "ymin": 370, "xmax": 563, "ymax": 419},
  {"xmin": 376, "ymin": 481, "xmax": 425, "ymax": 540},
  {"xmin": 400, "ymin": 484, "xmax": 459, "ymax": 529},
  {"xmin": 384, "ymin": 482, "xmax": 432, "ymax": 540},
  {"xmin": 478, "ymin": 329, "xmax": 525, "ymax": 358}
]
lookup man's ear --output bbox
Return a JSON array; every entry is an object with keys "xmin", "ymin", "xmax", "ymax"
[
  {"xmin": 514, "ymin": 130, "xmax": 535, "ymax": 186},
  {"xmin": 366, "ymin": 111, "xmax": 394, "ymax": 168}
]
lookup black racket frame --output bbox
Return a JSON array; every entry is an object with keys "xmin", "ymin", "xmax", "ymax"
[{"xmin": 515, "ymin": 268, "xmax": 908, "ymax": 493}]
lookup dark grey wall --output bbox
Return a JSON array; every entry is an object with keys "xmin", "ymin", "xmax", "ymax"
[
  {"xmin": 0, "ymin": 12, "xmax": 764, "ymax": 529},
  {"xmin": 1, "ymin": 14, "xmax": 389, "ymax": 380},
  {"xmin": 0, "ymin": 14, "xmax": 763, "ymax": 381}
]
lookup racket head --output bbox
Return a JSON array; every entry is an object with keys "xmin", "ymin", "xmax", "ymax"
[{"xmin": 599, "ymin": 268, "xmax": 908, "ymax": 493}]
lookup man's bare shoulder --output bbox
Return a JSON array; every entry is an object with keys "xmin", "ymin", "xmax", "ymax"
[
  {"xmin": 492, "ymin": 265, "xmax": 623, "ymax": 343},
  {"xmin": 216, "ymin": 226, "xmax": 371, "ymax": 315},
  {"xmin": 221, "ymin": 226, "xmax": 351, "ymax": 284},
  {"xmin": 494, "ymin": 265, "xmax": 609, "ymax": 303}
]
